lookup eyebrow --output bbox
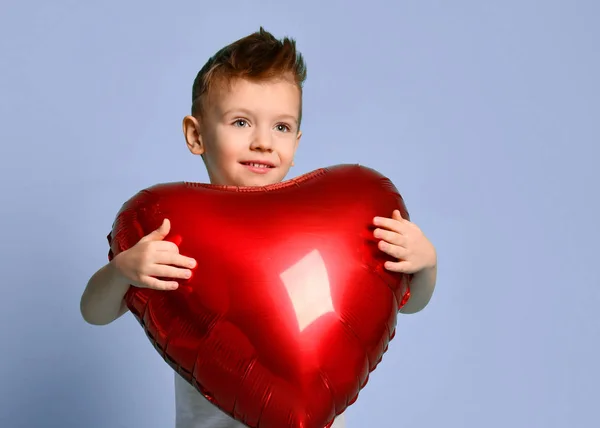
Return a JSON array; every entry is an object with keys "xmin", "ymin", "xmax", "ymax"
[{"xmin": 221, "ymin": 108, "xmax": 298, "ymax": 125}]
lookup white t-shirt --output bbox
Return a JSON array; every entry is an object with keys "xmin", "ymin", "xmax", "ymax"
[{"xmin": 174, "ymin": 373, "xmax": 346, "ymax": 428}]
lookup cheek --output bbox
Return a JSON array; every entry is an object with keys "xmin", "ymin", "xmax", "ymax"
[
  {"xmin": 277, "ymin": 135, "xmax": 299, "ymax": 161},
  {"xmin": 210, "ymin": 129, "xmax": 244, "ymax": 163}
]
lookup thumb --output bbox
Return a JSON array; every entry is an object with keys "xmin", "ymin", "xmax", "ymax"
[
  {"xmin": 392, "ymin": 210, "xmax": 404, "ymax": 221},
  {"xmin": 140, "ymin": 218, "xmax": 170, "ymax": 242}
]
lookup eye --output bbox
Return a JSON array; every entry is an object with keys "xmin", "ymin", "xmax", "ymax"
[
  {"xmin": 275, "ymin": 123, "xmax": 291, "ymax": 133},
  {"xmin": 233, "ymin": 119, "xmax": 249, "ymax": 128}
]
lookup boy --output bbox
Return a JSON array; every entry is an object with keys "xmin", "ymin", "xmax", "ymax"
[{"xmin": 80, "ymin": 27, "xmax": 437, "ymax": 428}]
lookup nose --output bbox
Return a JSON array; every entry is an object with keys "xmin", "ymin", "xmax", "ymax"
[{"xmin": 249, "ymin": 127, "xmax": 273, "ymax": 151}]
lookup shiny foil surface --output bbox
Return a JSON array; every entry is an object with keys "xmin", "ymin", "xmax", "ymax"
[{"xmin": 108, "ymin": 164, "xmax": 411, "ymax": 428}]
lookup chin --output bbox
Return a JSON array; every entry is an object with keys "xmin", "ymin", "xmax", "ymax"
[
  {"xmin": 238, "ymin": 176, "xmax": 280, "ymax": 187},
  {"xmin": 213, "ymin": 167, "xmax": 286, "ymax": 187},
  {"xmin": 235, "ymin": 170, "xmax": 286, "ymax": 187}
]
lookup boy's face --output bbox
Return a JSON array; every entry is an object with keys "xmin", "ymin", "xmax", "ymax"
[{"xmin": 183, "ymin": 77, "xmax": 302, "ymax": 187}]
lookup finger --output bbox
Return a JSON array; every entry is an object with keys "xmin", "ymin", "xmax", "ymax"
[
  {"xmin": 373, "ymin": 216, "xmax": 406, "ymax": 233},
  {"xmin": 152, "ymin": 240, "xmax": 180, "ymax": 253},
  {"xmin": 149, "ymin": 264, "xmax": 193, "ymax": 280},
  {"xmin": 155, "ymin": 252, "xmax": 197, "ymax": 269},
  {"xmin": 373, "ymin": 228, "xmax": 406, "ymax": 247},
  {"xmin": 384, "ymin": 260, "xmax": 416, "ymax": 274},
  {"xmin": 140, "ymin": 219, "xmax": 171, "ymax": 242},
  {"xmin": 392, "ymin": 210, "xmax": 407, "ymax": 222},
  {"xmin": 141, "ymin": 275, "xmax": 179, "ymax": 290},
  {"xmin": 378, "ymin": 240, "xmax": 408, "ymax": 260}
]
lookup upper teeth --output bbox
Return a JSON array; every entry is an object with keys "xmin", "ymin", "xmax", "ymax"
[{"xmin": 248, "ymin": 163, "xmax": 269, "ymax": 168}]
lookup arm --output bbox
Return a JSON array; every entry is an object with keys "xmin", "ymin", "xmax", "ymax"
[
  {"xmin": 400, "ymin": 263, "xmax": 437, "ymax": 314},
  {"xmin": 81, "ymin": 219, "xmax": 197, "ymax": 326},
  {"xmin": 372, "ymin": 210, "xmax": 437, "ymax": 314},
  {"xmin": 80, "ymin": 261, "xmax": 131, "ymax": 326}
]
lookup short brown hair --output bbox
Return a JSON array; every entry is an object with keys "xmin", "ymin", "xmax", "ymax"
[{"xmin": 191, "ymin": 27, "xmax": 307, "ymax": 124}]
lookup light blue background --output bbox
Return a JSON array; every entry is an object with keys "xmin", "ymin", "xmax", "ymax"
[{"xmin": 1, "ymin": 1, "xmax": 598, "ymax": 427}]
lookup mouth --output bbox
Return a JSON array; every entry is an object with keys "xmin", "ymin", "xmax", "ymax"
[{"xmin": 240, "ymin": 161, "xmax": 275, "ymax": 169}]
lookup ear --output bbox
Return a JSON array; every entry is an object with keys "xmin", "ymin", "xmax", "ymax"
[
  {"xmin": 182, "ymin": 115, "xmax": 204, "ymax": 155},
  {"xmin": 292, "ymin": 130, "xmax": 302, "ymax": 166}
]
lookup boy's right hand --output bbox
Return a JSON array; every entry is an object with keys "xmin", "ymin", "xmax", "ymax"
[{"xmin": 111, "ymin": 218, "xmax": 196, "ymax": 290}]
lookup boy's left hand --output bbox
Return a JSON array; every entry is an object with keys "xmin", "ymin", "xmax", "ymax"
[{"xmin": 373, "ymin": 210, "xmax": 436, "ymax": 274}]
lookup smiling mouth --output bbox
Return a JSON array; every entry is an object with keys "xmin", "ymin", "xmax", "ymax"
[{"xmin": 240, "ymin": 162, "xmax": 274, "ymax": 169}]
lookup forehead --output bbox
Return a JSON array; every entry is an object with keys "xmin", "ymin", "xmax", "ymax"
[{"xmin": 207, "ymin": 77, "xmax": 301, "ymax": 117}]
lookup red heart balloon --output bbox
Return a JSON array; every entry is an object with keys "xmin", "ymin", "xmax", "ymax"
[{"xmin": 108, "ymin": 164, "xmax": 411, "ymax": 428}]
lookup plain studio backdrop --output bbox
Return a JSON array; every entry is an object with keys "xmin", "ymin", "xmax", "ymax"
[{"xmin": 1, "ymin": 1, "xmax": 598, "ymax": 427}]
